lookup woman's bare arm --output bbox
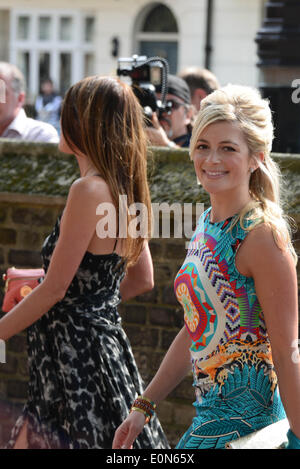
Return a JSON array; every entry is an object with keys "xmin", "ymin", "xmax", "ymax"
[
  {"xmin": 113, "ymin": 325, "xmax": 192, "ymax": 448},
  {"xmin": 0, "ymin": 177, "xmax": 112, "ymax": 340},
  {"xmin": 119, "ymin": 242, "xmax": 154, "ymax": 302},
  {"xmin": 240, "ymin": 224, "xmax": 300, "ymax": 439}
]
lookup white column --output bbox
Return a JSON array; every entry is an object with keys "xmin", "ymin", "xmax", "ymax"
[
  {"xmin": 51, "ymin": 51, "xmax": 60, "ymax": 91},
  {"xmin": 72, "ymin": 12, "xmax": 83, "ymax": 83},
  {"xmin": 30, "ymin": 49, "xmax": 38, "ymax": 101},
  {"xmin": 51, "ymin": 14, "xmax": 60, "ymax": 90}
]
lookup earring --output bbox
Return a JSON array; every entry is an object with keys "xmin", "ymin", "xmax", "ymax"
[{"xmin": 250, "ymin": 168, "xmax": 254, "ymax": 174}]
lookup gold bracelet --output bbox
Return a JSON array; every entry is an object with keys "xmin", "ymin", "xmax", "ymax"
[
  {"xmin": 132, "ymin": 399, "xmax": 155, "ymax": 418},
  {"xmin": 130, "ymin": 406, "xmax": 151, "ymax": 424},
  {"xmin": 137, "ymin": 395, "xmax": 156, "ymax": 409}
]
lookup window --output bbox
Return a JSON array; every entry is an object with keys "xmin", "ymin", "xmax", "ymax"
[
  {"xmin": 59, "ymin": 17, "xmax": 73, "ymax": 41},
  {"xmin": 142, "ymin": 4, "xmax": 178, "ymax": 33},
  {"xmin": 10, "ymin": 10, "xmax": 96, "ymax": 101},
  {"xmin": 17, "ymin": 16, "xmax": 30, "ymax": 40},
  {"xmin": 84, "ymin": 53, "xmax": 95, "ymax": 77},
  {"xmin": 17, "ymin": 51, "xmax": 30, "ymax": 86},
  {"xmin": 85, "ymin": 17, "xmax": 95, "ymax": 43},
  {"xmin": 39, "ymin": 52, "xmax": 50, "ymax": 84},
  {"xmin": 135, "ymin": 4, "xmax": 179, "ymax": 74},
  {"xmin": 60, "ymin": 53, "xmax": 72, "ymax": 94},
  {"xmin": 38, "ymin": 17, "xmax": 52, "ymax": 41}
]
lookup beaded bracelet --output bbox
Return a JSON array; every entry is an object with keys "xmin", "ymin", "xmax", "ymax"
[
  {"xmin": 130, "ymin": 406, "xmax": 152, "ymax": 424},
  {"xmin": 130, "ymin": 395, "xmax": 156, "ymax": 424},
  {"xmin": 137, "ymin": 395, "xmax": 156, "ymax": 409}
]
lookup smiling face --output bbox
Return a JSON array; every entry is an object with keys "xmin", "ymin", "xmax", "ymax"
[{"xmin": 192, "ymin": 120, "xmax": 255, "ymax": 199}]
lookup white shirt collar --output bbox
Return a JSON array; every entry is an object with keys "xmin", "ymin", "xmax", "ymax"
[{"xmin": 3, "ymin": 108, "xmax": 28, "ymax": 136}]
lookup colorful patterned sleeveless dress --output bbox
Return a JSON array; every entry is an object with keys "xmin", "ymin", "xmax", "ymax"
[{"xmin": 174, "ymin": 207, "xmax": 286, "ymax": 449}]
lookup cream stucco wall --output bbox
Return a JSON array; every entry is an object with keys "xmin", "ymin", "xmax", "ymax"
[
  {"xmin": 0, "ymin": 9, "xmax": 9, "ymax": 62},
  {"xmin": 0, "ymin": 0, "xmax": 265, "ymax": 92},
  {"xmin": 212, "ymin": 0, "xmax": 264, "ymax": 86}
]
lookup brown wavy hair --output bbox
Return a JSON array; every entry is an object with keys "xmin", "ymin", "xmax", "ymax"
[{"xmin": 60, "ymin": 75, "xmax": 152, "ymax": 267}]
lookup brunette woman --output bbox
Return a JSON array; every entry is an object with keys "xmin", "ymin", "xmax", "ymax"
[{"xmin": 1, "ymin": 76, "xmax": 169, "ymax": 449}]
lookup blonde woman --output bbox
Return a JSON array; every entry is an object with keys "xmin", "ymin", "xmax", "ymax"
[
  {"xmin": 113, "ymin": 84, "xmax": 300, "ymax": 449},
  {"xmin": 1, "ymin": 76, "xmax": 169, "ymax": 449}
]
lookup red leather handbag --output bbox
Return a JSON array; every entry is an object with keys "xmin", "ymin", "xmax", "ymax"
[{"xmin": 2, "ymin": 267, "xmax": 45, "ymax": 313}]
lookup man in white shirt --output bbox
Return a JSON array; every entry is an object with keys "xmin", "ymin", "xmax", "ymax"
[{"xmin": 0, "ymin": 62, "xmax": 59, "ymax": 143}]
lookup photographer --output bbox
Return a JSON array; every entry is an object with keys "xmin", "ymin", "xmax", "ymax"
[
  {"xmin": 179, "ymin": 67, "xmax": 220, "ymax": 112},
  {"xmin": 147, "ymin": 75, "xmax": 194, "ymax": 148}
]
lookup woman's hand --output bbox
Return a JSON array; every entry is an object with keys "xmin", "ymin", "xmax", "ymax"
[
  {"xmin": 112, "ymin": 411, "xmax": 146, "ymax": 449},
  {"xmin": 113, "ymin": 326, "xmax": 192, "ymax": 449},
  {"xmin": 237, "ymin": 223, "xmax": 300, "ymax": 439}
]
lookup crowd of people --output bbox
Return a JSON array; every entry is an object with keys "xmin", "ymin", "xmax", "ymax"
[
  {"xmin": 146, "ymin": 67, "xmax": 219, "ymax": 149},
  {"xmin": 0, "ymin": 59, "xmax": 299, "ymax": 450},
  {"xmin": 0, "ymin": 61, "xmax": 219, "ymax": 149}
]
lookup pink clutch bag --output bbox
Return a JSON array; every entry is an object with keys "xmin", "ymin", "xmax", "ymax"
[{"xmin": 2, "ymin": 267, "xmax": 45, "ymax": 312}]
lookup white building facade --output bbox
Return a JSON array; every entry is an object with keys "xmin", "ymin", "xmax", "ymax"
[{"xmin": 0, "ymin": 0, "xmax": 266, "ymax": 102}]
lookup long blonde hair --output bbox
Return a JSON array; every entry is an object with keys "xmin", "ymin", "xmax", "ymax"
[
  {"xmin": 190, "ymin": 84, "xmax": 298, "ymax": 265},
  {"xmin": 61, "ymin": 76, "xmax": 152, "ymax": 267}
]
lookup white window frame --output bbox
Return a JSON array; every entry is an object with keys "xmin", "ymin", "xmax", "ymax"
[
  {"xmin": 133, "ymin": 5, "xmax": 179, "ymax": 71},
  {"xmin": 10, "ymin": 8, "xmax": 96, "ymax": 101}
]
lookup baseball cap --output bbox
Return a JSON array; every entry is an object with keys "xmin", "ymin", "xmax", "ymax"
[{"xmin": 156, "ymin": 75, "xmax": 191, "ymax": 104}]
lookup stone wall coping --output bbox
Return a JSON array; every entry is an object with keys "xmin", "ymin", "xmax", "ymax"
[
  {"xmin": 1, "ymin": 141, "xmax": 300, "ymax": 211},
  {"xmin": 0, "ymin": 139, "xmax": 64, "ymax": 158},
  {"xmin": 1, "ymin": 138, "xmax": 300, "ymax": 168},
  {"xmin": 149, "ymin": 146, "xmax": 300, "ymax": 168},
  {"xmin": 0, "ymin": 191, "xmax": 66, "ymax": 206}
]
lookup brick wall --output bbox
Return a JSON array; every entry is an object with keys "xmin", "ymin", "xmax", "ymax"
[
  {"xmin": 0, "ymin": 193, "xmax": 196, "ymax": 447},
  {"xmin": 0, "ymin": 194, "xmax": 66, "ymax": 446}
]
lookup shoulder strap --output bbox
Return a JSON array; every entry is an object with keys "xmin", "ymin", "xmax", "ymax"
[{"xmin": 112, "ymin": 237, "xmax": 118, "ymax": 252}]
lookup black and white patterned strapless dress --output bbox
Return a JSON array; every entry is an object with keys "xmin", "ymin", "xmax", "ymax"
[{"xmin": 5, "ymin": 215, "xmax": 169, "ymax": 449}]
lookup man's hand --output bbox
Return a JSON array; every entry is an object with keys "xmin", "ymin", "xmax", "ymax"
[{"xmin": 146, "ymin": 112, "xmax": 177, "ymax": 147}]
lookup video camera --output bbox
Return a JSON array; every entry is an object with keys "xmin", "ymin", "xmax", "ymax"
[{"xmin": 117, "ymin": 55, "xmax": 171, "ymax": 125}]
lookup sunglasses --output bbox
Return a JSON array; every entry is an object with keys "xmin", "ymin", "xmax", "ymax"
[{"xmin": 165, "ymin": 99, "xmax": 186, "ymax": 114}]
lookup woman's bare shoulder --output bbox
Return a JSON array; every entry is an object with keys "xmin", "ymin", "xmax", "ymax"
[
  {"xmin": 246, "ymin": 222, "xmax": 275, "ymax": 247},
  {"xmin": 242, "ymin": 222, "xmax": 295, "ymax": 276},
  {"xmin": 68, "ymin": 175, "xmax": 114, "ymax": 204},
  {"xmin": 70, "ymin": 175, "xmax": 111, "ymax": 193}
]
